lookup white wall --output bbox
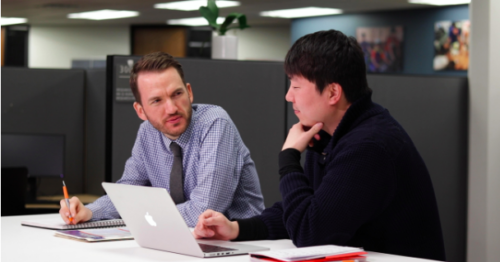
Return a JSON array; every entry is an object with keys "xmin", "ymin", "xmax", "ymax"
[
  {"xmin": 468, "ymin": 0, "xmax": 500, "ymax": 261},
  {"xmin": 29, "ymin": 25, "xmax": 130, "ymax": 69},
  {"xmin": 228, "ymin": 25, "xmax": 290, "ymax": 61},
  {"xmin": 28, "ymin": 25, "xmax": 289, "ymax": 67}
]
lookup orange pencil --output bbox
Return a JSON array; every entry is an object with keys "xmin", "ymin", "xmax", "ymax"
[{"xmin": 62, "ymin": 180, "xmax": 74, "ymax": 223}]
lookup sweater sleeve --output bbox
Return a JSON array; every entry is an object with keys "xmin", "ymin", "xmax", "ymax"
[
  {"xmin": 279, "ymin": 148, "xmax": 303, "ymax": 179},
  {"xmin": 279, "ymin": 142, "xmax": 396, "ymax": 247},
  {"xmin": 234, "ymin": 201, "xmax": 290, "ymax": 241}
]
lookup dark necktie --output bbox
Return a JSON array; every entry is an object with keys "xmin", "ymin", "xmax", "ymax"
[{"xmin": 169, "ymin": 142, "xmax": 185, "ymax": 204}]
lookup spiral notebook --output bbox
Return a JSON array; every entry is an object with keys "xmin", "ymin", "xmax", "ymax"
[{"xmin": 21, "ymin": 218, "xmax": 125, "ymax": 230}]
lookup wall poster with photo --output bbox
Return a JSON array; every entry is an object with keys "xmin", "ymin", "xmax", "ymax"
[
  {"xmin": 356, "ymin": 26, "xmax": 404, "ymax": 73},
  {"xmin": 433, "ymin": 20, "xmax": 470, "ymax": 71}
]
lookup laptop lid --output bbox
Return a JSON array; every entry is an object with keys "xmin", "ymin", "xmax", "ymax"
[{"xmin": 101, "ymin": 182, "xmax": 269, "ymax": 258}]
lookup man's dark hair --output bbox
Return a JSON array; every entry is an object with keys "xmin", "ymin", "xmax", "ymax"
[
  {"xmin": 284, "ymin": 30, "xmax": 372, "ymax": 103},
  {"xmin": 130, "ymin": 52, "xmax": 186, "ymax": 104}
]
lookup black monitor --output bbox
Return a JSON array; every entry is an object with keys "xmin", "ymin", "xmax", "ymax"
[{"xmin": 1, "ymin": 133, "xmax": 65, "ymax": 177}]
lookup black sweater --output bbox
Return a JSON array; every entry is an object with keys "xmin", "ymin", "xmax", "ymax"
[{"xmin": 235, "ymin": 93, "xmax": 446, "ymax": 261}]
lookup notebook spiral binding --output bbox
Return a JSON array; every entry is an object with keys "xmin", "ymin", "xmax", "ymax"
[{"xmin": 66, "ymin": 219, "xmax": 125, "ymax": 229}]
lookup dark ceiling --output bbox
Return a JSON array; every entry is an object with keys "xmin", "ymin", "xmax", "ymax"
[{"xmin": 2, "ymin": 0, "xmax": 435, "ymax": 26}]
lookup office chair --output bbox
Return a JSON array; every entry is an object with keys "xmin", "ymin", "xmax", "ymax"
[{"xmin": 1, "ymin": 167, "xmax": 28, "ymax": 216}]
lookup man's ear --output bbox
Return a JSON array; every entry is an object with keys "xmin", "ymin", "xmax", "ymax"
[
  {"xmin": 186, "ymin": 83, "xmax": 194, "ymax": 103},
  {"xmin": 326, "ymin": 83, "xmax": 343, "ymax": 105},
  {"xmin": 133, "ymin": 102, "xmax": 148, "ymax": 121}
]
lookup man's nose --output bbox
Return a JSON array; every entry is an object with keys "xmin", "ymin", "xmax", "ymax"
[
  {"xmin": 285, "ymin": 87, "xmax": 293, "ymax": 102},
  {"xmin": 164, "ymin": 99, "xmax": 178, "ymax": 114}
]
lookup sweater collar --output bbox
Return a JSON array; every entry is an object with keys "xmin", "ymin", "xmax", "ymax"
[
  {"xmin": 330, "ymin": 91, "xmax": 382, "ymax": 148},
  {"xmin": 307, "ymin": 91, "xmax": 382, "ymax": 154}
]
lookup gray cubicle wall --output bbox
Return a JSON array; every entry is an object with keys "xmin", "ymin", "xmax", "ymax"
[
  {"xmin": 286, "ymin": 75, "xmax": 468, "ymax": 262},
  {"xmin": 1, "ymin": 67, "xmax": 85, "ymax": 195},
  {"xmin": 370, "ymin": 75, "xmax": 468, "ymax": 262},
  {"xmin": 106, "ymin": 55, "xmax": 143, "ymax": 186},
  {"xmin": 85, "ymin": 69, "xmax": 107, "ymax": 195},
  {"xmin": 108, "ymin": 57, "xmax": 287, "ymax": 207}
]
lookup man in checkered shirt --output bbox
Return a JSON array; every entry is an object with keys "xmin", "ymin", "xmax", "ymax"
[{"xmin": 59, "ymin": 52, "xmax": 265, "ymax": 227}]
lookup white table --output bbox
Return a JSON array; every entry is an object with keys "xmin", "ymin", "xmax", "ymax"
[{"xmin": 1, "ymin": 214, "xmax": 442, "ymax": 262}]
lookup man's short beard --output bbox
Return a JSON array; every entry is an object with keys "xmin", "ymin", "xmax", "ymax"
[{"xmin": 149, "ymin": 105, "xmax": 193, "ymax": 138}]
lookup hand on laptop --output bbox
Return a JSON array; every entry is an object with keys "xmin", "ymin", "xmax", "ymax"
[
  {"xmin": 193, "ymin": 209, "xmax": 239, "ymax": 240},
  {"xmin": 59, "ymin": 196, "xmax": 93, "ymax": 224}
]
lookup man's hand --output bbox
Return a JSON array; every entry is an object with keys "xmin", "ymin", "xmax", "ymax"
[
  {"xmin": 193, "ymin": 209, "xmax": 239, "ymax": 240},
  {"xmin": 59, "ymin": 196, "xmax": 92, "ymax": 224},
  {"xmin": 282, "ymin": 122, "xmax": 323, "ymax": 153}
]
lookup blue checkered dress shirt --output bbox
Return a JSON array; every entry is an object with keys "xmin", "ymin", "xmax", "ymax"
[{"xmin": 86, "ymin": 104, "xmax": 265, "ymax": 227}]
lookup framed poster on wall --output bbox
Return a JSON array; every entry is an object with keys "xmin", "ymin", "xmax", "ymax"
[
  {"xmin": 356, "ymin": 26, "xmax": 404, "ymax": 73},
  {"xmin": 433, "ymin": 20, "xmax": 470, "ymax": 71}
]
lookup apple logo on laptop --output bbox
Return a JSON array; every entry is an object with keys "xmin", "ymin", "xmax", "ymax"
[{"xmin": 144, "ymin": 212, "xmax": 157, "ymax": 227}]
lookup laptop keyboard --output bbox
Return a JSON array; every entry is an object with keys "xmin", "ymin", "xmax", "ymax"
[{"xmin": 198, "ymin": 243, "xmax": 237, "ymax": 253}]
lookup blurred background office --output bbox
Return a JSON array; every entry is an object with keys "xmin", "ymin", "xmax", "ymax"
[{"xmin": 1, "ymin": 1, "xmax": 498, "ymax": 262}]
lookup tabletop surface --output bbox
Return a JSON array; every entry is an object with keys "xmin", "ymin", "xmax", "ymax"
[{"xmin": 1, "ymin": 214, "xmax": 442, "ymax": 262}]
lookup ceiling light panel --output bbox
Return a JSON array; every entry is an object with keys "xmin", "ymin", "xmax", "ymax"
[
  {"xmin": 67, "ymin": 9, "xmax": 139, "ymax": 20},
  {"xmin": 409, "ymin": 0, "xmax": 470, "ymax": 5},
  {"xmin": 1, "ymin": 17, "xmax": 28, "ymax": 26},
  {"xmin": 260, "ymin": 7, "xmax": 343, "ymax": 19},
  {"xmin": 155, "ymin": 1, "xmax": 240, "ymax": 11},
  {"xmin": 167, "ymin": 17, "xmax": 226, "ymax": 26}
]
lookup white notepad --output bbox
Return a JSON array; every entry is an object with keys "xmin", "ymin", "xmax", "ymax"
[
  {"xmin": 21, "ymin": 218, "xmax": 125, "ymax": 230},
  {"xmin": 249, "ymin": 245, "xmax": 366, "ymax": 262},
  {"xmin": 55, "ymin": 227, "xmax": 133, "ymax": 242}
]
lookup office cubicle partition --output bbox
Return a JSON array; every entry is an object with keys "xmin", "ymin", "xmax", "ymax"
[
  {"xmin": 85, "ymin": 69, "xmax": 107, "ymax": 195},
  {"xmin": 105, "ymin": 55, "xmax": 143, "ymax": 186},
  {"xmin": 369, "ymin": 75, "xmax": 468, "ymax": 262},
  {"xmin": 1, "ymin": 67, "xmax": 85, "ymax": 196}
]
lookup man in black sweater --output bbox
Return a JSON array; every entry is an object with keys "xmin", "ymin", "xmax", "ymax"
[{"xmin": 193, "ymin": 30, "xmax": 446, "ymax": 261}]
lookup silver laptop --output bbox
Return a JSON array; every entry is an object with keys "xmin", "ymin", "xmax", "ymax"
[{"xmin": 102, "ymin": 182, "xmax": 269, "ymax": 258}]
